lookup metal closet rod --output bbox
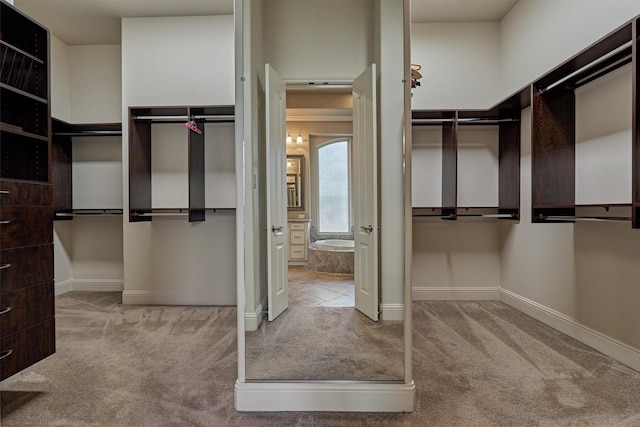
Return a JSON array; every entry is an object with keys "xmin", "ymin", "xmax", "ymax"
[
  {"xmin": 55, "ymin": 210, "xmax": 123, "ymax": 217},
  {"xmin": 132, "ymin": 115, "xmax": 235, "ymax": 121},
  {"xmin": 541, "ymin": 215, "xmax": 632, "ymax": 223},
  {"xmin": 412, "ymin": 118, "xmax": 518, "ymax": 124},
  {"xmin": 457, "ymin": 213, "xmax": 517, "ymax": 218},
  {"xmin": 539, "ymin": 40, "xmax": 632, "ymax": 94},
  {"xmin": 53, "ymin": 131, "xmax": 122, "ymax": 137},
  {"xmin": 131, "ymin": 212, "xmax": 189, "ymax": 217}
]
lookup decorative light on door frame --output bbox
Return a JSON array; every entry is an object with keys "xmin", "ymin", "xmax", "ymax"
[
  {"xmin": 296, "ymin": 132, "xmax": 303, "ymax": 144},
  {"xmin": 286, "ymin": 132, "xmax": 292, "ymax": 144}
]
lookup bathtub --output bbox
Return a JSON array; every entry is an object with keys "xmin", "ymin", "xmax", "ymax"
[
  {"xmin": 313, "ymin": 239, "xmax": 355, "ymax": 252},
  {"xmin": 307, "ymin": 239, "xmax": 354, "ymax": 275}
]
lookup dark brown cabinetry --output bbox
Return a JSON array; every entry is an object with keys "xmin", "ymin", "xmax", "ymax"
[
  {"xmin": 128, "ymin": 105, "xmax": 234, "ymax": 222},
  {"xmin": 412, "ymin": 88, "xmax": 528, "ymax": 221},
  {"xmin": 532, "ymin": 16, "xmax": 640, "ymax": 227},
  {"xmin": 0, "ymin": 0, "xmax": 55, "ymax": 381},
  {"xmin": 51, "ymin": 119, "xmax": 122, "ymax": 219}
]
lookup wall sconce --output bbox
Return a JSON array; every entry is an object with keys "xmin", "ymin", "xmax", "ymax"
[
  {"xmin": 296, "ymin": 132, "xmax": 303, "ymax": 144},
  {"xmin": 286, "ymin": 132, "xmax": 292, "ymax": 144}
]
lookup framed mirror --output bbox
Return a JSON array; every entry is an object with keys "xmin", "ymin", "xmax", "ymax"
[{"xmin": 286, "ymin": 154, "xmax": 304, "ymax": 210}]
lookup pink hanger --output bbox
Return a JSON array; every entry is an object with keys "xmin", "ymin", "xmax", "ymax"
[{"xmin": 185, "ymin": 120, "xmax": 202, "ymax": 134}]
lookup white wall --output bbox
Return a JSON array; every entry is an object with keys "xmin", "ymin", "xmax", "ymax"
[
  {"xmin": 263, "ymin": 0, "xmax": 373, "ymax": 82},
  {"xmin": 410, "ymin": 22, "xmax": 500, "ymax": 110},
  {"xmin": 69, "ymin": 45, "xmax": 121, "ymax": 123},
  {"xmin": 499, "ymin": 0, "xmax": 640, "ymax": 98},
  {"xmin": 50, "ymin": 39, "xmax": 124, "ymax": 293},
  {"xmin": 50, "ymin": 36, "xmax": 71, "ymax": 121},
  {"xmin": 575, "ymin": 65, "xmax": 632, "ymax": 205},
  {"xmin": 121, "ymin": 16, "xmax": 236, "ymax": 305}
]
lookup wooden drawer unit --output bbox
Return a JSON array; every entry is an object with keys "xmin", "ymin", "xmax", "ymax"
[
  {"xmin": 0, "ymin": 206, "xmax": 53, "ymax": 248},
  {"xmin": 0, "ymin": 244, "xmax": 54, "ymax": 293},
  {"xmin": 0, "ymin": 181, "xmax": 53, "ymax": 207},
  {"xmin": 0, "ymin": 281, "xmax": 54, "ymax": 337},
  {"xmin": 1, "ymin": 318, "xmax": 56, "ymax": 380}
]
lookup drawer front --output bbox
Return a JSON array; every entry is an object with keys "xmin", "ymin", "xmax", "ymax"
[
  {"xmin": 0, "ymin": 206, "xmax": 53, "ymax": 248},
  {"xmin": 0, "ymin": 244, "xmax": 54, "ymax": 292},
  {"xmin": 289, "ymin": 245, "xmax": 306, "ymax": 259},
  {"xmin": 1, "ymin": 318, "xmax": 56, "ymax": 381},
  {"xmin": 0, "ymin": 181, "xmax": 53, "ymax": 207},
  {"xmin": 1, "ymin": 281, "xmax": 54, "ymax": 337},
  {"xmin": 290, "ymin": 230, "xmax": 305, "ymax": 244},
  {"xmin": 289, "ymin": 222, "xmax": 305, "ymax": 231}
]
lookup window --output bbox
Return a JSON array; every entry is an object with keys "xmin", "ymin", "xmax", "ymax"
[{"xmin": 313, "ymin": 138, "xmax": 351, "ymax": 234}]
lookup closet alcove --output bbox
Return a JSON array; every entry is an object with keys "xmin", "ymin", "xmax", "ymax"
[
  {"xmin": 128, "ymin": 105, "xmax": 235, "ymax": 222},
  {"xmin": 412, "ymin": 87, "xmax": 527, "ymax": 221},
  {"xmin": 531, "ymin": 16, "xmax": 640, "ymax": 227}
]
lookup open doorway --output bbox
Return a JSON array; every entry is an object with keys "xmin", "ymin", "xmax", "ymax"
[
  {"xmin": 264, "ymin": 64, "xmax": 379, "ymax": 323},
  {"xmin": 285, "ymin": 86, "xmax": 355, "ymax": 308}
]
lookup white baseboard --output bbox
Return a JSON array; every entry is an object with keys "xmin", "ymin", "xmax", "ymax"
[
  {"xmin": 412, "ymin": 286, "xmax": 500, "ymax": 301},
  {"xmin": 245, "ymin": 303, "xmax": 264, "ymax": 331},
  {"xmin": 55, "ymin": 279, "xmax": 74, "ymax": 296},
  {"xmin": 500, "ymin": 288, "xmax": 640, "ymax": 372},
  {"xmin": 72, "ymin": 279, "xmax": 124, "ymax": 292},
  {"xmin": 380, "ymin": 303, "xmax": 404, "ymax": 321},
  {"xmin": 235, "ymin": 380, "xmax": 415, "ymax": 412},
  {"xmin": 122, "ymin": 290, "xmax": 236, "ymax": 306},
  {"xmin": 54, "ymin": 278, "xmax": 124, "ymax": 296}
]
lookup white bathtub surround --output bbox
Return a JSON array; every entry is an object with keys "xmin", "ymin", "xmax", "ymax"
[{"xmin": 313, "ymin": 239, "xmax": 354, "ymax": 251}]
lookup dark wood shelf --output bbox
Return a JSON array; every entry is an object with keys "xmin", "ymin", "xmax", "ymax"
[
  {"xmin": 412, "ymin": 86, "xmax": 526, "ymax": 222},
  {"xmin": 51, "ymin": 119, "xmax": 123, "ymax": 218},
  {"xmin": 0, "ymin": 81, "xmax": 48, "ymax": 104},
  {"xmin": 1, "ymin": 122, "xmax": 48, "ymax": 141},
  {"xmin": 531, "ymin": 15, "xmax": 639, "ymax": 228}
]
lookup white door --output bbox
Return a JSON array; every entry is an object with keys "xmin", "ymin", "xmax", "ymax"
[
  {"xmin": 265, "ymin": 64, "xmax": 288, "ymax": 321},
  {"xmin": 352, "ymin": 64, "xmax": 379, "ymax": 321}
]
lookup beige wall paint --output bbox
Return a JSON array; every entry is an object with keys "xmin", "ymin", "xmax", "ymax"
[
  {"xmin": 69, "ymin": 45, "xmax": 121, "ymax": 123},
  {"xmin": 50, "ymin": 36, "xmax": 71, "ymax": 122},
  {"xmin": 410, "ymin": 22, "xmax": 500, "ymax": 110}
]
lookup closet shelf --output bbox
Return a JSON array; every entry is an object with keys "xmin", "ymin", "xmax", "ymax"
[
  {"xmin": 54, "ymin": 209, "xmax": 124, "ymax": 220},
  {"xmin": 0, "ymin": 122, "xmax": 48, "ymax": 141},
  {"xmin": 412, "ymin": 207, "xmax": 518, "ymax": 220},
  {"xmin": 0, "ymin": 82, "xmax": 47, "ymax": 104}
]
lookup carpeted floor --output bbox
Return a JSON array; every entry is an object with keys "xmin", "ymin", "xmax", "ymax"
[
  {"xmin": 246, "ymin": 267, "xmax": 403, "ymax": 381},
  {"xmin": 1, "ymin": 292, "xmax": 640, "ymax": 426}
]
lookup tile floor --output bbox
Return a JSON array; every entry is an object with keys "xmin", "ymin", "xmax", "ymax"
[{"xmin": 288, "ymin": 266, "xmax": 354, "ymax": 307}]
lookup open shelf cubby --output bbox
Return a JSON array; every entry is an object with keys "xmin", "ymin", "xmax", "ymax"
[
  {"xmin": 412, "ymin": 87, "xmax": 528, "ymax": 221},
  {"xmin": 532, "ymin": 16, "xmax": 639, "ymax": 227},
  {"xmin": 128, "ymin": 105, "xmax": 235, "ymax": 223}
]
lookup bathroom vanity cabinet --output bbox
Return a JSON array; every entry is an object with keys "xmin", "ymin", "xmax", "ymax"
[{"xmin": 288, "ymin": 220, "xmax": 308, "ymax": 263}]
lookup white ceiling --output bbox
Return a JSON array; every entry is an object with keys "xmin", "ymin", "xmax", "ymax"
[
  {"xmin": 411, "ymin": 0, "xmax": 519, "ymax": 23},
  {"xmin": 14, "ymin": 0, "xmax": 519, "ymax": 46}
]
